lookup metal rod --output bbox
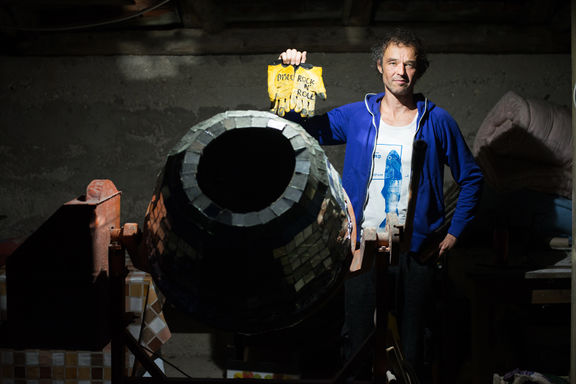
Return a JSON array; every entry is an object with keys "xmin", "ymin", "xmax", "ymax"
[
  {"xmin": 124, "ymin": 329, "xmax": 167, "ymax": 379},
  {"xmin": 110, "ymin": 241, "xmax": 127, "ymax": 384}
]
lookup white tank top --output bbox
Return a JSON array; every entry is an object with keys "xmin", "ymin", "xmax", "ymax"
[{"xmin": 363, "ymin": 114, "xmax": 418, "ymax": 232}]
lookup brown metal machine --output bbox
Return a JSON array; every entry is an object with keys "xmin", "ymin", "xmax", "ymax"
[{"xmin": 1, "ymin": 179, "xmax": 121, "ymax": 350}]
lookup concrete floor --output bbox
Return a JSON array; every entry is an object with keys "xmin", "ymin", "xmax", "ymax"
[
  {"xmin": 156, "ymin": 295, "xmax": 347, "ymax": 381},
  {"xmin": 161, "ymin": 333, "xmax": 224, "ymax": 379}
]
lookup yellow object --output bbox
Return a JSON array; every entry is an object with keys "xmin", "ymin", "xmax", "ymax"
[
  {"xmin": 267, "ymin": 61, "xmax": 327, "ymax": 117},
  {"xmin": 267, "ymin": 61, "xmax": 294, "ymax": 117},
  {"xmin": 290, "ymin": 64, "xmax": 327, "ymax": 117}
]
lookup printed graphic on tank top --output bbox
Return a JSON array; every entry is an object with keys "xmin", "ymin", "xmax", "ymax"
[{"xmin": 363, "ymin": 115, "xmax": 417, "ymax": 232}]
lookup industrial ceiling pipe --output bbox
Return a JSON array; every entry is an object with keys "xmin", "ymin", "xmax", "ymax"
[{"xmin": 142, "ymin": 110, "xmax": 356, "ymax": 334}]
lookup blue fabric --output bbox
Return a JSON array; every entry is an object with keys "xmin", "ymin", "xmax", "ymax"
[{"xmin": 288, "ymin": 92, "xmax": 484, "ymax": 252}]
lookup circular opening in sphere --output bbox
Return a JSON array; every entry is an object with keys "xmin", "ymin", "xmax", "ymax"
[{"xmin": 196, "ymin": 127, "xmax": 296, "ymax": 213}]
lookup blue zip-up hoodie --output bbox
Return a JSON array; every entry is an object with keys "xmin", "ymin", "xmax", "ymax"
[{"xmin": 291, "ymin": 92, "xmax": 483, "ymax": 253}]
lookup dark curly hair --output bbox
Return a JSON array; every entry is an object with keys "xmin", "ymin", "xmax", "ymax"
[{"xmin": 371, "ymin": 28, "xmax": 430, "ymax": 78}]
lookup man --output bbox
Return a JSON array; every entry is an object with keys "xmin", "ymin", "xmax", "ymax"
[{"xmin": 276, "ymin": 29, "xmax": 483, "ymax": 380}]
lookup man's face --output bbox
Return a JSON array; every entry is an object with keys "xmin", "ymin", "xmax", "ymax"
[{"xmin": 377, "ymin": 43, "xmax": 419, "ymax": 97}]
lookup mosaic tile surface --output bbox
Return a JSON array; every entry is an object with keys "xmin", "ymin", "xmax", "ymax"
[
  {"xmin": 0, "ymin": 263, "xmax": 170, "ymax": 384},
  {"xmin": 142, "ymin": 110, "xmax": 353, "ymax": 333}
]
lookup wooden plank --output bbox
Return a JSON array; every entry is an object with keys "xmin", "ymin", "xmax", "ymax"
[
  {"xmin": 525, "ymin": 268, "xmax": 572, "ymax": 279},
  {"xmin": 525, "ymin": 254, "xmax": 572, "ymax": 279},
  {"xmin": 1, "ymin": 23, "xmax": 569, "ymax": 56},
  {"xmin": 531, "ymin": 289, "xmax": 571, "ymax": 304}
]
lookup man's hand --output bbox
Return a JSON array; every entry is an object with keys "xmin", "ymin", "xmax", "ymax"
[
  {"xmin": 418, "ymin": 232, "xmax": 457, "ymax": 262},
  {"xmin": 279, "ymin": 49, "xmax": 307, "ymax": 65},
  {"xmin": 438, "ymin": 233, "xmax": 457, "ymax": 256}
]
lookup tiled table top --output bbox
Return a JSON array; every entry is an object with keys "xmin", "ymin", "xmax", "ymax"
[{"xmin": 0, "ymin": 262, "xmax": 171, "ymax": 384}]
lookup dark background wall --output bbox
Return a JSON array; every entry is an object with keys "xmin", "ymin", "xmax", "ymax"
[{"xmin": 0, "ymin": 52, "xmax": 571, "ymax": 240}]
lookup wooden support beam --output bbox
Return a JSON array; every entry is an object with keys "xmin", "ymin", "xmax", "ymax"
[
  {"xmin": 177, "ymin": 0, "xmax": 224, "ymax": 33},
  {"xmin": 0, "ymin": 23, "xmax": 569, "ymax": 56},
  {"xmin": 342, "ymin": 0, "xmax": 373, "ymax": 26},
  {"xmin": 373, "ymin": 0, "xmax": 568, "ymax": 25},
  {"xmin": 3, "ymin": 0, "xmax": 133, "ymax": 4}
]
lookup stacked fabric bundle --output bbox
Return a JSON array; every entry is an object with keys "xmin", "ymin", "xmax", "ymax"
[{"xmin": 473, "ymin": 91, "xmax": 572, "ymax": 199}]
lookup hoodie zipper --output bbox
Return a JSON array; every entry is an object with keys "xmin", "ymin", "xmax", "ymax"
[
  {"xmin": 361, "ymin": 93, "xmax": 379, "ymax": 229},
  {"xmin": 415, "ymin": 98, "xmax": 428, "ymax": 138}
]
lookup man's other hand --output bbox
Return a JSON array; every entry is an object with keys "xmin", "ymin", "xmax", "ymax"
[{"xmin": 438, "ymin": 233, "xmax": 457, "ymax": 256}]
